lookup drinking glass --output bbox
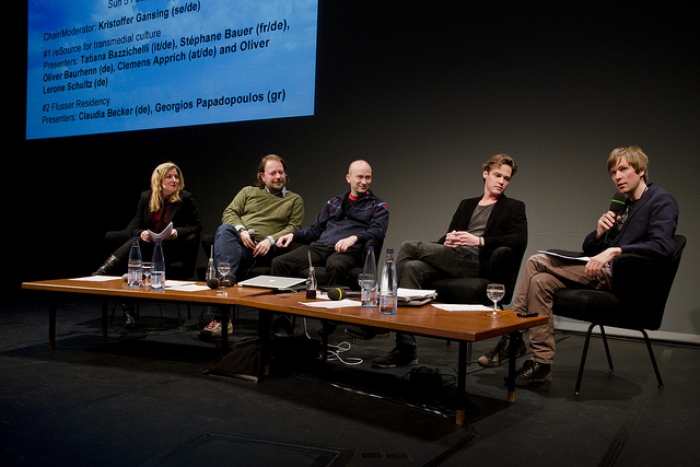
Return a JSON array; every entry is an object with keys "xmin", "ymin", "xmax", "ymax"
[
  {"xmin": 486, "ymin": 283, "xmax": 506, "ymax": 317},
  {"xmin": 357, "ymin": 273, "xmax": 377, "ymax": 308},
  {"xmin": 217, "ymin": 262, "xmax": 231, "ymax": 290},
  {"xmin": 141, "ymin": 262, "xmax": 152, "ymax": 287}
]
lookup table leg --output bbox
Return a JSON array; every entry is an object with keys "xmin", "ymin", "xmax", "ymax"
[
  {"xmin": 257, "ymin": 309, "xmax": 272, "ymax": 377},
  {"xmin": 101, "ymin": 298, "xmax": 108, "ymax": 339},
  {"xmin": 455, "ymin": 341, "xmax": 468, "ymax": 425},
  {"xmin": 220, "ymin": 305, "xmax": 232, "ymax": 353},
  {"xmin": 48, "ymin": 295, "xmax": 57, "ymax": 351},
  {"xmin": 507, "ymin": 331, "xmax": 518, "ymax": 403},
  {"xmin": 320, "ymin": 320, "xmax": 332, "ymax": 362}
]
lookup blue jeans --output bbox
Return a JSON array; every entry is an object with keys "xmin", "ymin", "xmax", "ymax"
[
  {"xmin": 209, "ymin": 224, "xmax": 284, "ymax": 319},
  {"xmin": 213, "ymin": 224, "xmax": 254, "ymax": 282}
]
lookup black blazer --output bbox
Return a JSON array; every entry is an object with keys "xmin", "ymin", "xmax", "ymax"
[
  {"xmin": 438, "ymin": 194, "xmax": 528, "ymax": 269},
  {"xmin": 128, "ymin": 189, "xmax": 203, "ymax": 240}
]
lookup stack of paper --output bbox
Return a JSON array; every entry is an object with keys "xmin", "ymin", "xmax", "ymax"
[{"xmin": 397, "ymin": 288, "xmax": 438, "ymax": 306}]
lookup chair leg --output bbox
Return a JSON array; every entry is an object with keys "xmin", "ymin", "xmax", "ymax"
[
  {"xmin": 109, "ymin": 300, "xmax": 117, "ymax": 326},
  {"xmin": 175, "ymin": 304, "xmax": 184, "ymax": 327},
  {"xmin": 575, "ymin": 323, "xmax": 597, "ymax": 395},
  {"xmin": 198, "ymin": 305, "xmax": 207, "ymax": 329},
  {"xmin": 599, "ymin": 325, "xmax": 614, "ymax": 372},
  {"xmin": 157, "ymin": 303, "xmax": 165, "ymax": 325},
  {"xmin": 640, "ymin": 329, "xmax": 664, "ymax": 389}
]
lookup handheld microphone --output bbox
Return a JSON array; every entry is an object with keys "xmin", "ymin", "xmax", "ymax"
[
  {"xmin": 248, "ymin": 228, "xmax": 256, "ymax": 244},
  {"xmin": 327, "ymin": 288, "xmax": 345, "ymax": 300},
  {"xmin": 604, "ymin": 192, "xmax": 627, "ymax": 243},
  {"xmin": 209, "ymin": 277, "xmax": 234, "ymax": 288},
  {"xmin": 609, "ymin": 191, "xmax": 626, "ymax": 214},
  {"xmin": 326, "ymin": 288, "xmax": 360, "ymax": 300}
]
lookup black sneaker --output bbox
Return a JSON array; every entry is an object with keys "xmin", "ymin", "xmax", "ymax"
[
  {"xmin": 272, "ymin": 315, "xmax": 293, "ymax": 337},
  {"xmin": 345, "ymin": 326, "xmax": 390, "ymax": 340},
  {"xmin": 512, "ymin": 360, "xmax": 552, "ymax": 387},
  {"xmin": 477, "ymin": 334, "xmax": 526, "ymax": 367},
  {"xmin": 371, "ymin": 346, "xmax": 418, "ymax": 369}
]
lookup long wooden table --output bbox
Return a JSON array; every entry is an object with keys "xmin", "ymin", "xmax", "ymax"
[
  {"xmin": 21, "ymin": 277, "xmax": 270, "ymax": 350},
  {"xmin": 22, "ymin": 277, "xmax": 547, "ymax": 425},
  {"xmin": 236, "ymin": 291, "xmax": 547, "ymax": 424}
]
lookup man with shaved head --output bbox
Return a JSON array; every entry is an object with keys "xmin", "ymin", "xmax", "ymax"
[{"xmin": 273, "ymin": 160, "xmax": 389, "ymax": 289}]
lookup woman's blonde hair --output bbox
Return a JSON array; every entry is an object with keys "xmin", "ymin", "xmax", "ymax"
[{"xmin": 149, "ymin": 162, "xmax": 185, "ymax": 211}]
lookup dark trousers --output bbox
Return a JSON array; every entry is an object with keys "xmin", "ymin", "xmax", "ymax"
[
  {"xmin": 395, "ymin": 240, "xmax": 481, "ymax": 347},
  {"xmin": 271, "ymin": 242, "xmax": 362, "ymax": 288}
]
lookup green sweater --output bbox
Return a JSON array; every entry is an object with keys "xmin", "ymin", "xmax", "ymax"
[{"xmin": 221, "ymin": 186, "xmax": 304, "ymax": 242}]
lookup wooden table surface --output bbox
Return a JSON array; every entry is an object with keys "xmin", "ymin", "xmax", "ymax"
[{"xmin": 234, "ymin": 290, "xmax": 546, "ymax": 343}]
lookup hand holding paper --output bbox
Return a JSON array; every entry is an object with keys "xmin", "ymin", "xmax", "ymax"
[{"xmin": 148, "ymin": 222, "xmax": 174, "ymax": 241}]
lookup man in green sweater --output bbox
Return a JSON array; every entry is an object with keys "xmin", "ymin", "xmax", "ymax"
[{"xmin": 201, "ymin": 154, "xmax": 305, "ymax": 339}]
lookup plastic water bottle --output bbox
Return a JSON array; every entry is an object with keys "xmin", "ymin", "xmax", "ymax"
[
  {"xmin": 150, "ymin": 238, "xmax": 166, "ymax": 291},
  {"xmin": 361, "ymin": 246, "xmax": 377, "ymax": 308},
  {"xmin": 306, "ymin": 266, "xmax": 317, "ymax": 299},
  {"xmin": 379, "ymin": 248, "xmax": 398, "ymax": 315},
  {"xmin": 205, "ymin": 245, "xmax": 216, "ymax": 281},
  {"xmin": 127, "ymin": 236, "xmax": 142, "ymax": 288}
]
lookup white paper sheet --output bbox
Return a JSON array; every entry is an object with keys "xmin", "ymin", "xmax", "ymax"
[
  {"xmin": 149, "ymin": 222, "xmax": 174, "ymax": 241},
  {"xmin": 432, "ymin": 304, "xmax": 494, "ymax": 312},
  {"xmin": 300, "ymin": 299, "xmax": 361, "ymax": 308},
  {"xmin": 69, "ymin": 276, "xmax": 121, "ymax": 282},
  {"xmin": 168, "ymin": 283, "xmax": 211, "ymax": 292},
  {"xmin": 538, "ymin": 250, "xmax": 590, "ymax": 262}
]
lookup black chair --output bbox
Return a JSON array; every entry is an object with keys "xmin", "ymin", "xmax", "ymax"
[
  {"xmin": 552, "ymin": 234, "xmax": 687, "ymax": 395},
  {"xmin": 423, "ymin": 246, "xmax": 524, "ymax": 360},
  {"xmin": 429, "ymin": 246, "xmax": 525, "ymax": 307}
]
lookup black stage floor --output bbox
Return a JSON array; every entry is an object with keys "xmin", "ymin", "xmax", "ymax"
[{"xmin": 2, "ymin": 291, "xmax": 698, "ymax": 466}]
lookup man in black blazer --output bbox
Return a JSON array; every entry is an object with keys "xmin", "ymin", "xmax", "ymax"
[
  {"xmin": 367, "ymin": 154, "xmax": 528, "ymax": 368},
  {"xmin": 495, "ymin": 145, "xmax": 678, "ymax": 386}
]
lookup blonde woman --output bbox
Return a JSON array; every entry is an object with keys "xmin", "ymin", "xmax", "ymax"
[
  {"xmin": 93, "ymin": 162, "xmax": 202, "ymax": 328},
  {"xmin": 93, "ymin": 162, "xmax": 202, "ymax": 279}
]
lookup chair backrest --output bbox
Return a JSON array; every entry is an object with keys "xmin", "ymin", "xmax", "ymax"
[
  {"xmin": 611, "ymin": 234, "xmax": 686, "ymax": 330},
  {"xmin": 486, "ymin": 246, "xmax": 525, "ymax": 305}
]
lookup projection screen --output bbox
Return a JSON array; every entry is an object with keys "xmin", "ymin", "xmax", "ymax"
[{"xmin": 26, "ymin": 0, "xmax": 318, "ymax": 140}]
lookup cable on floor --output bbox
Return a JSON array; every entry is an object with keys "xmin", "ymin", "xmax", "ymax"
[{"xmin": 302, "ymin": 318, "xmax": 363, "ymax": 365}]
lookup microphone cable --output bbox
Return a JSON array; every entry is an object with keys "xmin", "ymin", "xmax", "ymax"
[{"xmin": 301, "ymin": 318, "xmax": 363, "ymax": 365}]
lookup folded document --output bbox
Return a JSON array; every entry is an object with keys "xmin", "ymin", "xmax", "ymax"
[{"xmin": 397, "ymin": 288, "xmax": 438, "ymax": 306}]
